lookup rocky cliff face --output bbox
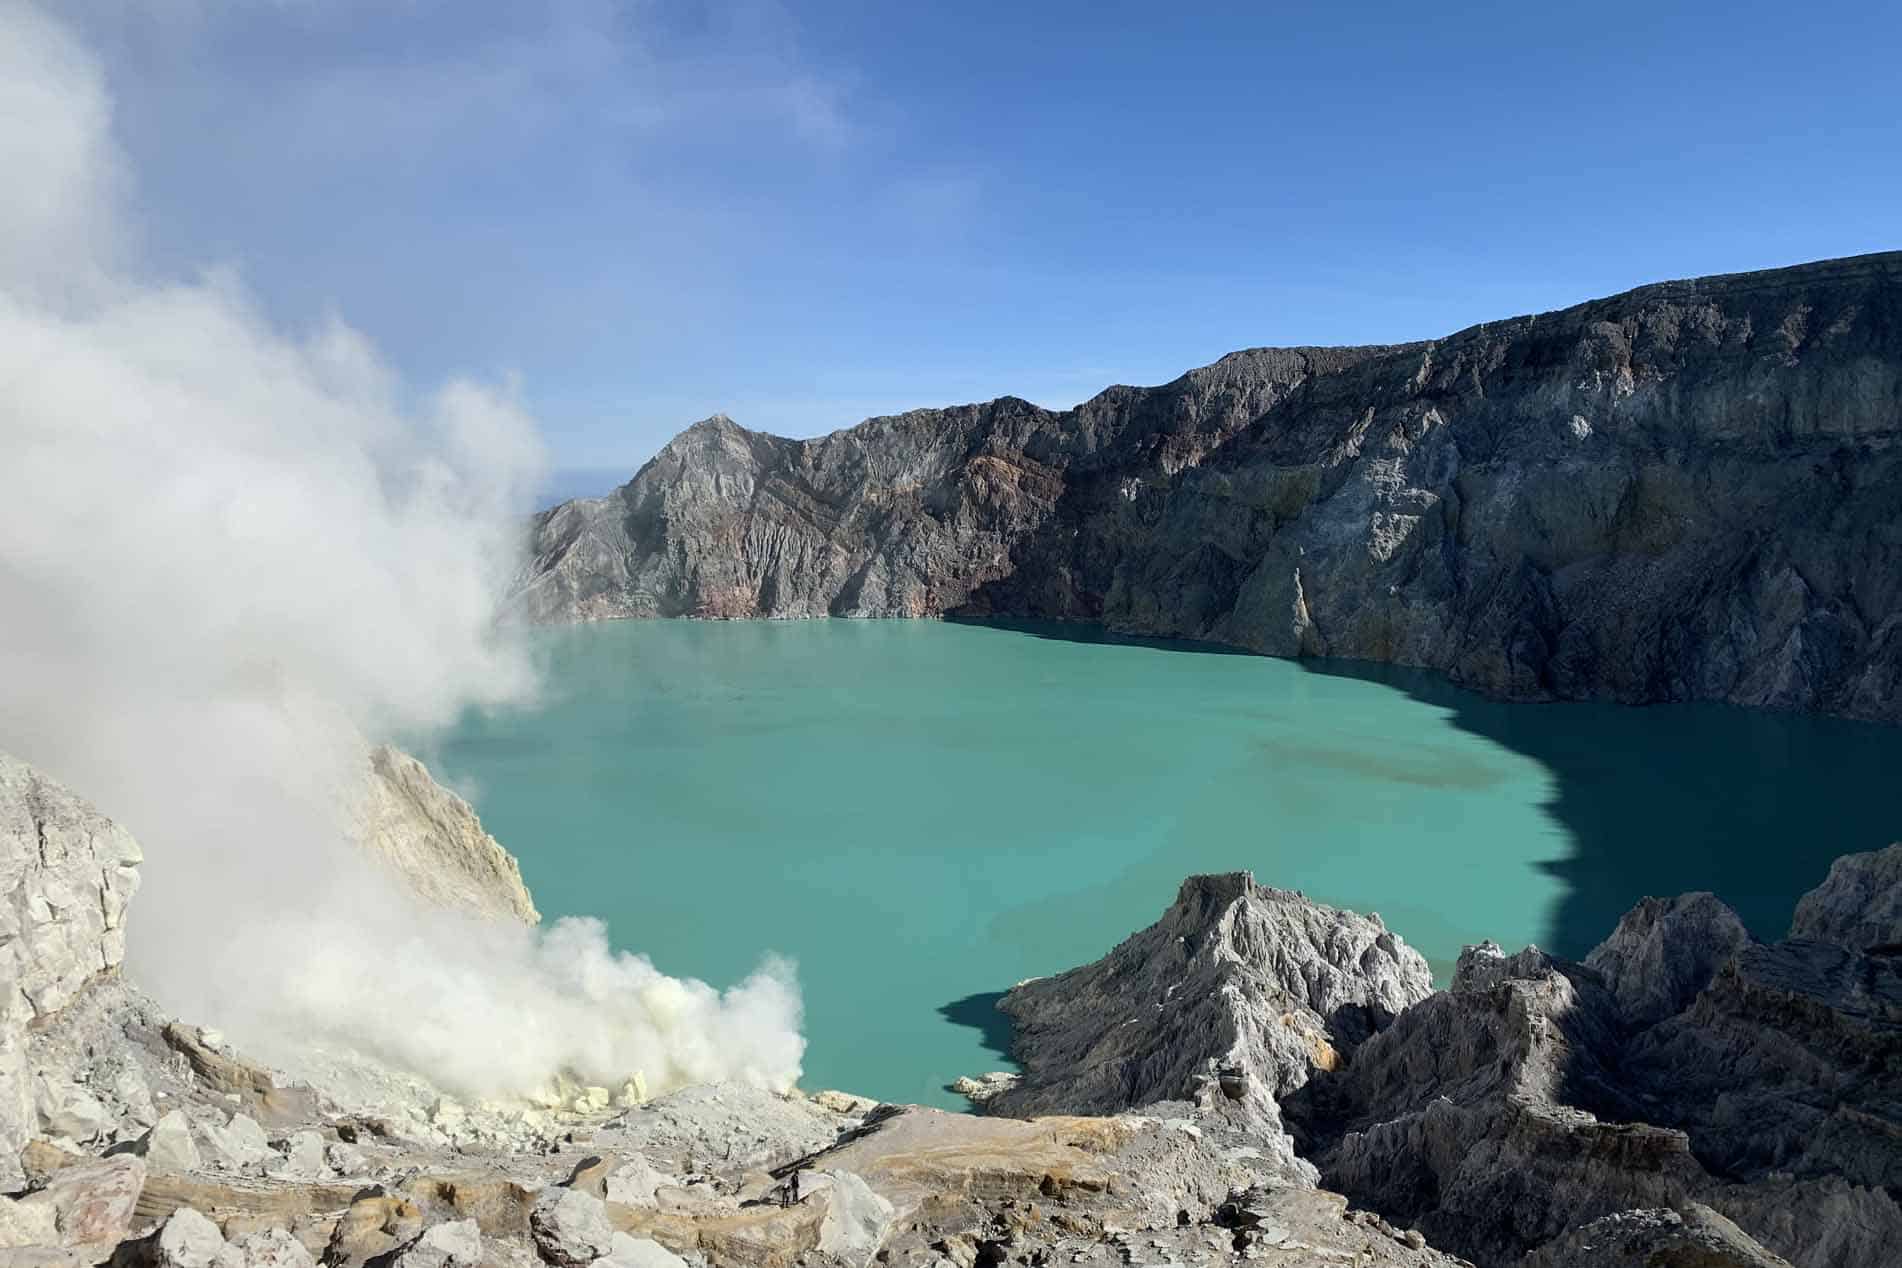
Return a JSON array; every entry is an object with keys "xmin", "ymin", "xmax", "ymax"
[
  {"xmin": 981, "ymin": 874, "xmax": 1431, "ymax": 1183},
  {"xmin": 353, "ymin": 744, "xmax": 541, "ymax": 926},
  {"xmin": 0, "ymin": 754, "xmax": 142, "ymax": 1191},
  {"xmin": 970, "ymin": 852, "xmax": 1902, "ymax": 1268},
  {"xmin": 514, "ymin": 251, "xmax": 1902, "ymax": 721}
]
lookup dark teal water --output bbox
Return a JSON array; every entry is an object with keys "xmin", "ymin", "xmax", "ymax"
[{"xmin": 424, "ymin": 619, "xmax": 1899, "ymax": 1108}]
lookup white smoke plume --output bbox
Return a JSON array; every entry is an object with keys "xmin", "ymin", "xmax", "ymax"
[{"xmin": 0, "ymin": 1, "xmax": 803, "ymax": 1102}]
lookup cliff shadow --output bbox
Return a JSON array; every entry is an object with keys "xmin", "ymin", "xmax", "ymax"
[
  {"xmin": 942, "ymin": 619, "xmax": 1898, "ymax": 958},
  {"xmin": 943, "ymin": 614, "xmax": 1260, "ymax": 658},
  {"xmin": 1293, "ymin": 658, "xmax": 1900, "ymax": 957},
  {"xmin": 938, "ymin": 991, "xmax": 1016, "ymax": 1065}
]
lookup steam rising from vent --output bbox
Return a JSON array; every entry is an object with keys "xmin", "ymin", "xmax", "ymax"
[{"xmin": 0, "ymin": 3, "xmax": 803, "ymax": 1101}]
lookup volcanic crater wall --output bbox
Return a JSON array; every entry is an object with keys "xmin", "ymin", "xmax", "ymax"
[{"xmin": 514, "ymin": 252, "xmax": 1902, "ymax": 721}]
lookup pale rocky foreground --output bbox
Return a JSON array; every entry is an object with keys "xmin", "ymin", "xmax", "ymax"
[{"xmin": 2, "ymin": 749, "xmax": 1898, "ymax": 1268}]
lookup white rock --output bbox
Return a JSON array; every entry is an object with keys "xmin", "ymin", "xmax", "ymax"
[
  {"xmin": 141, "ymin": 1108, "xmax": 204, "ymax": 1172},
  {"xmin": 155, "ymin": 1206, "xmax": 234, "ymax": 1268},
  {"xmin": 201, "ymin": 1112, "xmax": 272, "ymax": 1170},
  {"xmin": 325, "ymin": 1141, "xmax": 370, "ymax": 1176},
  {"xmin": 604, "ymin": 1153, "xmax": 671, "ymax": 1208},
  {"xmin": 113, "ymin": 1065, "xmax": 160, "ymax": 1127},
  {"xmin": 34, "ymin": 1076, "xmax": 114, "ymax": 1141},
  {"xmin": 529, "ymin": 1187, "xmax": 615, "ymax": 1267},
  {"xmin": 0, "ymin": 1192, "xmax": 61, "ymax": 1248},
  {"xmin": 430, "ymin": 1097, "xmax": 467, "ymax": 1131},
  {"xmin": 226, "ymin": 1228, "xmax": 316, "ymax": 1268},
  {"xmin": 269, "ymin": 1129, "xmax": 329, "ymax": 1181},
  {"xmin": 812, "ymin": 1169, "xmax": 895, "ymax": 1265},
  {"xmin": 391, "ymin": 1218, "xmax": 482, "ymax": 1268},
  {"xmin": 599, "ymin": 1232, "xmax": 689, "ymax": 1268}
]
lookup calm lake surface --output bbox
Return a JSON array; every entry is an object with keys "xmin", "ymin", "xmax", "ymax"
[{"xmin": 426, "ymin": 618, "xmax": 1898, "ymax": 1108}]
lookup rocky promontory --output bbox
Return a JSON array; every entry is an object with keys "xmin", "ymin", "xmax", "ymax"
[
  {"xmin": 964, "ymin": 859, "xmax": 1902, "ymax": 1268},
  {"xmin": 513, "ymin": 251, "xmax": 1902, "ymax": 721}
]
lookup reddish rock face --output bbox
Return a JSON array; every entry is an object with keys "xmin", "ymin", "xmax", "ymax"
[
  {"xmin": 512, "ymin": 252, "xmax": 1902, "ymax": 722},
  {"xmin": 30, "ymin": 1154, "xmax": 146, "ymax": 1250}
]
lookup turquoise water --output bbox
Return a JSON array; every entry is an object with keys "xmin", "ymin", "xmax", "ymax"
[{"xmin": 424, "ymin": 618, "xmax": 1899, "ymax": 1108}]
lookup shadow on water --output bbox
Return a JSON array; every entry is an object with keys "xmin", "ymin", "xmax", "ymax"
[
  {"xmin": 938, "ymin": 991, "xmax": 1016, "ymax": 1065},
  {"xmin": 950, "ymin": 617, "xmax": 1900, "ymax": 960},
  {"xmin": 944, "ymin": 614, "xmax": 1258, "ymax": 658},
  {"xmin": 1294, "ymin": 658, "xmax": 1901, "ymax": 957}
]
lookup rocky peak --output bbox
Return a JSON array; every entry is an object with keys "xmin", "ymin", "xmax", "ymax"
[
  {"xmin": 511, "ymin": 250, "xmax": 1902, "ymax": 722},
  {"xmin": 976, "ymin": 873, "xmax": 1431, "ymax": 1182},
  {"xmin": 1583, "ymin": 892, "xmax": 1753, "ymax": 1028}
]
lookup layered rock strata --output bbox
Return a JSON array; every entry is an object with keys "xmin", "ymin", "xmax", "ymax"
[{"xmin": 512, "ymin": 251, "xmax": 1902, "ymax": 721}]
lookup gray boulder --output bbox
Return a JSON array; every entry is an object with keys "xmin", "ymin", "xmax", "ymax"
[
  {"xmin": 528, "ymin": 1187, "xmax": 615, "ymax": 1267},
  {"xmin": 225, "ymin": 1229, "xmax": 317, "ymax": 1268},
  {"xmin": 140, "ymin": 1108, "xmax": 204, "ymax": 1173},
  {"xmin": 200, "ymin": 1112, "xmax": 272, "ymax": 1171},
  {"xmin": 810, "ymin": 1169, "xmax": 895, "ymax": 1265},
  {"xmin": 597, "ymin": 1234, "xmax": 688, "ymax": 1268},
  {"xmin": 153, "ymin": 1207, "xmax": 234, "ymax": 1268},
  {"xmin": 267, "ymin": 1129, "xmax": 328, "ymax": 1181},
  {"xmin": 388, "ymin": 1219, "xmax": 481, "ymax": 1268}
]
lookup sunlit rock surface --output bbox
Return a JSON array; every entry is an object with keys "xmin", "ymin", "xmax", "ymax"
[{"xmin": 513, "ymin": 251, "xmax": 1902, "ymax": 722}]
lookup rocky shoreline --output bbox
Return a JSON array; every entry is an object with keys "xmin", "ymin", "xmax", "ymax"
[
  {"xmin": 3, "ymin": 746, "xmax": 1896, "ymax": 1267},
  {"xmin": 511, "ymin": 251, "xmax": 1902, "ymax": 723}
]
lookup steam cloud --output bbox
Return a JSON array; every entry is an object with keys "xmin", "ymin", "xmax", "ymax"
[{"xmin": 0, "ymin": 2, "xmax": 803, "ymax": 1103}]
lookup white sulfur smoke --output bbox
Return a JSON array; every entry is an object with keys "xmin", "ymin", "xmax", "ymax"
[{"xmin": 0, "ymin": 1, "xmax": 803, "ymax": 1102}]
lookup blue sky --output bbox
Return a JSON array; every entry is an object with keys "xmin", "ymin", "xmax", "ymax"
[{"xmin": 67, "ymin": 0, "xmax": 1902, "ymax": 483}]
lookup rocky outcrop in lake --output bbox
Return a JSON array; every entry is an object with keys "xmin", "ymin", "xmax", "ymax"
[
  {"xmin": 981, "ymin": 875, "xmax": 1432, "ymax": 1184},
  {"xmin": 961, "ymin": 860, "xmax": 1902, "ymax": 1268},
  {"xmin": 514, "ymin": 251, "xmax": 1902, "ymax": 721}
]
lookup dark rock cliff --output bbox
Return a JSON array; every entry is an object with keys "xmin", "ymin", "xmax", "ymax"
[{"xmin": 511, "ymin": 251, "xmax": 1902, "ymax": 720}]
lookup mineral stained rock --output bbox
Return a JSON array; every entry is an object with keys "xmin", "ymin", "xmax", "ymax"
[{"xmin": 512, "ymin": 251, "xmax": 1902, "ymax": 722}]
